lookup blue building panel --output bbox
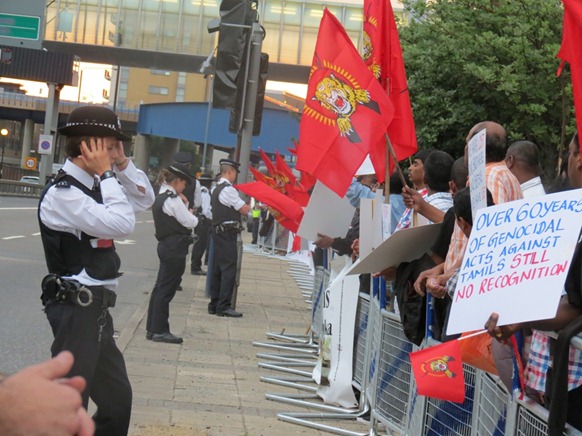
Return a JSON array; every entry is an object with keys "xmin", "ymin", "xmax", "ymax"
[{"xmin": 137, "ymin": 102, "xmax": 299, "ymax": 155}]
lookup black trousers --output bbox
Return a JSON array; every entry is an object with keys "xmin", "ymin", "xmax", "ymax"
[
  {"xmin": 191, "ymin": 217, "xmax": 211, "ymax": 272},
  {"xmin": 147, "ymin": 235, "xmax": 188, "ymax": 334},
  {"xmin": 251, "ymin": 217, "xmax": 260, "ymax": 244},
  {"xmin": 46, "ymin": 296, "xmax": 132, "ymax": 436},
  {"xmin": 209, "ymin": 228, "xmax": 238, "ymax": 313}
]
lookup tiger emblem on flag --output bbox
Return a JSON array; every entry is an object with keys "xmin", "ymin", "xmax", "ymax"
[
  {"xmin": 362, "ymin": 31, "xmax": 381, "ymax": 79},
  {"xmin": 313, "ymin": 74, "xmax": 371, "ymax": 139},
  {"xmin": 420, "ymin": 355, "xmax": 457, "ymax": 378}
]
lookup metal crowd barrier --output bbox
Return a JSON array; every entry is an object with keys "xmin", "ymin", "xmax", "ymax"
[{"xmin": 254, "ymin": 252, "xmax": 582, "ymax": 435}]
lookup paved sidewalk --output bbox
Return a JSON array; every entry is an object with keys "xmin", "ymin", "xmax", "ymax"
[{"xmin": 119, "ymin": 234, "xmax": 326, "ymax": 435}]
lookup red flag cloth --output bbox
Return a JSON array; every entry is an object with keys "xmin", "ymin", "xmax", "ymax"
[
  {"xmin": 410, "ymin": 339, "xmax": 466, "ymax": 403},
  {"xmin": 259, "ymin": 149, "xmax": 277, "ymax": 176},
  {"xmin": 558, "ymin": 0, "xmax": 582, "ymax": 153},
  {"xmin": 363, "ymin": 0, "xmax": 418, "ymax": 169},
  {"xmin": 275, "ymin": 151, "xmax": 297, "ymax": 186},
  {"xmin": 296, "ymin": 8, "xmax": 394, "ymax": 197},
  {"xmin": 236, "ymin": 181, "xmax": 304, "ymax": 233}
]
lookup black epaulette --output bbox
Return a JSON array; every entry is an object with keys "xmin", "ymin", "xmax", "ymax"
[
  {"xmin": 54, "ymin": 179, "xmax": 71, "ymax": 189},
  {"xmin": 165, "ymin": 190, "xmax": 177, "ymax": 199}
]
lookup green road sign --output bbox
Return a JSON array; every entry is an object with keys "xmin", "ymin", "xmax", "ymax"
[{"xmin": 0, "ymin": 13, "xmax": 40, "ymax": 41}]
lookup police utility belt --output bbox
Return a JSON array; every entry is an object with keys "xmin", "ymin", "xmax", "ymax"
[
  {"xmin": 41, "ymin": 274, "xmax": 116, "ymax": 308},
  {"xmin": 215, "ymin": 221, "xmax": 243, "ymax": 234}
]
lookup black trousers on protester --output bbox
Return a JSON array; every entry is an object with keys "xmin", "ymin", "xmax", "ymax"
[
  {"xmin": 45, "ymin": 295, "xmax": 132, "ymax": 436},
  {"xmin": 147, "ymin": 235, "xmax": 188, "ymax": 334},
  {"xmin": 191, "ymin": 216, "xmax": 211, "ymax": 272},
  {"xmin": 209, "ymin": 228, "xmax": 238, "ymax": 313}
]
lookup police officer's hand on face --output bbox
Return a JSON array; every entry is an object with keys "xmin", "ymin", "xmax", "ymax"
[
  {"xmin": 78, "ymin": 137, "xmax": 115, "ymax": 177},
  {"xmin": 113, "ymin": 140, "xmax": 130, "ymax": 170}
]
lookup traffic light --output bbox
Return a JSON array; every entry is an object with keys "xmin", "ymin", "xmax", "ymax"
[
  {"xmin": 228, "ymin": 52, "xmax": 269, "ymax": 136},
  {"xmin": 212, "ymin": 0, "xmax": 257, "ymax": 110}
]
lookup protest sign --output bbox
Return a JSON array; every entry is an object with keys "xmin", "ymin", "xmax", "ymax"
[
  {"xmin": 316, "ymin": 258, "xmax": 360, "ymax": 408},
  {"xmin": 348, "ymin": 223, "xmax": 442, "ymax": 275},
  {"xmin": 468, "ymin": 128, "xmax": 487, "ymax": 223},
  {"xmin": 359, "ymin": 192, "xmax": 384, "ymax": 259},
  {"xmin": 446, "ymin": 189, "xmax": 582, "ymax": 335},
  {"xmin": 297, "ymin": 181, "xmax": 355, "ymax": 241}
]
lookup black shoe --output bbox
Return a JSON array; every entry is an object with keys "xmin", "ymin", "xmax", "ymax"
[
  {"xmin": 208, "ymin": 304, "xmax": 216, "ymax": 315},
  {"xmin": 146, "ymin": 331, "xmax": 153, "ymax": 340},
  {"xmin": 216, "ymin": 308, "xmax": 243, "ymax": 318},
  {"xmin": 152, "ymin": 332, "xmax": 183, "ymax": 344},
  {"xmin": 191, "ymin": 269, "xmax": 207, "ymax": 276},
  {"xmin": 176, "ymin": 285, "xmax": 183, "ymax": 291}
]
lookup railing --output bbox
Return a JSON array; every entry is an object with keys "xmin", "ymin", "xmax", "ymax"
[
  {"xmin": 0, "ymin": 180, "xmax": 43, "ymax": 198},
  {"xmin": 253, "ymin": 256, "xmax": 582, "ymax": 436}
]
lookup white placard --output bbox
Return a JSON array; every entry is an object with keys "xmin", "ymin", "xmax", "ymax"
[
  {"xmin": 359, "ymin": 192, "xmax": 383, "ymax": 259},
  {"xmin": 37, "ymin": 134, "xmax": 54, "ymax": 155},
  {"xmin": 446, "ymin": 190, "xmax": 582, "ymax": 335},
  {"xmin": 468, "ymin": 128, "xmax": 487, "ymax": 222},
  {"xmin": 316, "ymin": 258, "xmax": 359, "ymax": 408},
  {"xmin": 297, "ymin": 181, "xmax": 355, "ymax": 241},
  {"xmin": 348, "ymin": 223, "xmax": 443, "ymax": 275}
]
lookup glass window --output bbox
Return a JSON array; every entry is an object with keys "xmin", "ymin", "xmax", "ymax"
[
  {"xmin": 151, "ymin": 69, "xmax": 172, "ymax": 76},
  {"xmin": 149, "ymin": 86, "xmax": 169, "ymax": 95}
]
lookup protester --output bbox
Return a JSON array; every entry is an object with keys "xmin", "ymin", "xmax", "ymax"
[
  {"xmin": 416, "ymin": 121, "xmax": 523, "ymax": 297},
  {"xmin": 146, "ymin": 163, "xmax": 198, "ymax": 344},
  {"xmin": 0, "ymin": 351, "xmax": 94, "ymax": 436},
  {"xmin": 39, "ymin": 105, "xmax": 155, "ymax": 434},
  {"xmin": 485, "ymin": 132, "xmax": 582, "ymax": 431},
  {"xmin": 505, "ymin": 140, "xmax": 546, "ymax": 198},
  {"xmin": 395, "ymin": 149, "xmax": 433, "ymax": 230},
  {"xmin": 208, "ymin": 159, "xmax": 250, "ymax": 318}
]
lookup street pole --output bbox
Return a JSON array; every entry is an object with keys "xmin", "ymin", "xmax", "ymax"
[
  {"xmin": 231, "ymin": 21, "xmax": 263, "ymax": 311},
  {"xmin": 39, "ymin": 83, "xmax": 60, "ymax": 184},
  {"xmin": 237, "ymin": 21, "xmax": 264, "ymax": 185},
  {"xmin": 0, "ymin": 128, "xmax": 7, "ymax": 179}
]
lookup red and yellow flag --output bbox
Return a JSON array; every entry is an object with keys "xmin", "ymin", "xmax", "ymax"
[
  {"xmin": 363, "ymin": 0, "xmax": 417, "ymax": 173},
  {"xmin": 236, "ymin": 181, "xmax": 304, "ymax": 233},
  {"xmin": 558, "ymin": 0, "xmax": 582, "ymax": 153},
  {"xmin": 296, "ymin": 8, "xmax": 394, "ymax": 197},
  {"xmin": 410, "ymin": 339, "xmax": 466, "ymax": 403}
]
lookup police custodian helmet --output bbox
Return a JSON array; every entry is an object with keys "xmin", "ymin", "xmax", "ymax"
[{"xmin": 58, "ymin": 106, "xmax": 131, "ymax": 141}]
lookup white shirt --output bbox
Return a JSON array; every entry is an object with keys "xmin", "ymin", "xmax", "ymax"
[
  {"xmin": 200, "ymin": 187, "xmax": 212, "ymax": 219},
  {"xmin": 158, "ymin": 184, "xmax": 199, "ymax": 229},
  {"xmin": 39, "ymin": 159, "xmax": 155, "ymax": 289},
  {"xmin": 193, "ymin": 179, "xmax": 202, "ymax": 209},
  {"xmin": 520, "ymin": 176, "xmax": 546, "ymax": 199},
  {"xmin": 217, "ymin": 177, "xmax": 245, "ymax": 211}
]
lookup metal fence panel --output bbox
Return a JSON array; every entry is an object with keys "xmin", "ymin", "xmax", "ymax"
[
  {"xmin": 422, "ymin": 364, "xmax": 476, "ymax": 436},
  {"xmin": 374, "ymin": 310, "xmax": 414, "ymax": 432},
  {"xmin": 352, "ymin": 293, "xmax": 370, "ymax": 389}
]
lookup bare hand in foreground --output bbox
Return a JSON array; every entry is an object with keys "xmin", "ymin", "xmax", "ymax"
[{"xmin": 0, "ymin": 351, "xmax": 95, "ymax": 436}]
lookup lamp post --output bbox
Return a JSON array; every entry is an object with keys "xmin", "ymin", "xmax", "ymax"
[{"xmin": 0, "ymin": 128, "xmax": 8, "ymax": 179}]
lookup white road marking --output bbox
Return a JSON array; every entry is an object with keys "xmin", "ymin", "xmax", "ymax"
[{"xmin": 2, "ymin": 236, "xmax": 25, "ymax": 240}]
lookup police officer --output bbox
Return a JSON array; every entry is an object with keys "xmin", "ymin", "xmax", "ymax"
[
  {"xmin": 191, "ymin": 178, "xmax": 213, "ymax": 275},
  {"xmin": 38, "ymin": 105, "xmax": 155, "ymax": 435},
  {"xmin": 208, "ymin": 159, "xmax": 250, "ymax": 317},
  {"xmin": 146, "ymin": 163, "xmax": 198, "ymax": 344}
]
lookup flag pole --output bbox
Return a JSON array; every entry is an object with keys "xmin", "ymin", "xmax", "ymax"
[{"xmin": 385, "ymin": 133, "xmax": 407, "ymax": 190}]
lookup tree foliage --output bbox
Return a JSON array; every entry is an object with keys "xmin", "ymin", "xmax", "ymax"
[{"xmin": 399, "ymin": 0, "xmax": 575, "ymax": 181}]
